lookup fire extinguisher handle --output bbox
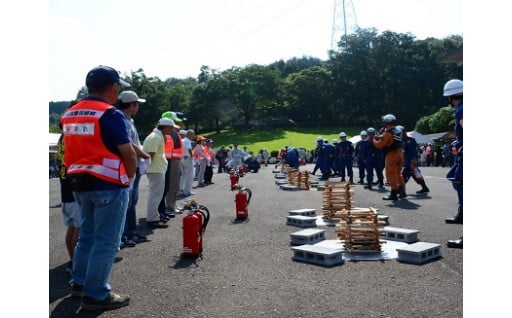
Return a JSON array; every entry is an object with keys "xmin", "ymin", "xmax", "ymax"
[{"xmin": 245, "ymin": 188, "xmax": 252, "ymax": 205}]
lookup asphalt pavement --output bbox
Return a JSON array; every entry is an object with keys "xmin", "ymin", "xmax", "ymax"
[{"xmin": 49, "ymin": 164, "xmax": 463, "ymax": 318}]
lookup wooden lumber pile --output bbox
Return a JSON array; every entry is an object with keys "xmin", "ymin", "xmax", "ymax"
[
  {"xmin": 286, "ymin": 167, "xmax": 299, "ymax": 185},
  {"xmin": 335, "ymin": 207, "xmax": 382, "ymax": 253},
  {"xmin": 321, "ymin": 181, "xmax": 354, "ymax": 220},
  {"xmin": 296, "ymin": 171, "xmax": 310, "ymax": 190}
]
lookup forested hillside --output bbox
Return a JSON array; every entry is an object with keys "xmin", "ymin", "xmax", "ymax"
[{"xmin": 49, "ymin": 29, "xmax": 462, "ymax": 136}]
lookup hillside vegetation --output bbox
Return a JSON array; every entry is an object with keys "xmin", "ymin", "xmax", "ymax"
[{"xmin": 202, "ymin": 127, "xmax": 362, "ymax": 154}]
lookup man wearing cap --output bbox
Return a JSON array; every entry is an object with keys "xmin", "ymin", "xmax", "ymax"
[
  {"xmin": 194, "ymin": 136, "xmax": 209, "ymax": 187},
  {"xmin": 61, "ymin": 65, "xmax": 136, "ymax": 310},
  {"xmin": 354, "ymin": 130, "xmax": 368, "ymax": 184},
  {"xmin": 179, "ymin": 129, "xmax": 196, "ymax": 196},
  {"xmin": 337, "ymin": 132, "xmax": 354, "ymax": 183},
  {"xmin": 116, "ymin": 91, "xmax": 151, "ymax": 248},
  {"xmin": 159, "ymin": 111, "xmax": 185, "ymax": 216},
  {"xmin": 143, "ymin": 118, "xmax": 177, "ymax": 229},
  {"xmin": 204, "ymin": 139, "xmax": 215, "ymax": 184}
]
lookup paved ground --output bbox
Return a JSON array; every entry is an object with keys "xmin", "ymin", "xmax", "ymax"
[{"xmin": 49, "ymin": 164, "xmax": 463, "ymax": 317}]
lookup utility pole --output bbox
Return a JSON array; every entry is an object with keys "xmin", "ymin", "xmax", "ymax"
[{"xmin": 330, "ymin": 0, "xmax": 359, "ymax": 51}]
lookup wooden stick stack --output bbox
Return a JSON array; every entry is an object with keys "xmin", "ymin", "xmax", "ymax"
[{"xmin": 321, "ymin": 181, "xmax": 354, "ymax": 220}]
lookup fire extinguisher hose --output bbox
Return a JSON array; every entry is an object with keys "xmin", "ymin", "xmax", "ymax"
[
  {"xmin": 244, "ymin": 188, "xmax": 252, "ymax": 205},
  {"xmin": 197, "ymin": 204, "xmax": 210, "ymax": 233}
]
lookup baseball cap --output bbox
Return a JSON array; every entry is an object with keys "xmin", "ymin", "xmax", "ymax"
[
  {"xmin": 157, "ymin": 118, "xmax": 180, "ymax": 128},
  {"xmin": 161, "ymin": 111, "xmax": 183, "ymax": 123},
  {"xmin": 179, "ymin": 129, "xmax": 187, "ymax": 135},
  {"xmin": 86, "ymin": 65, "xmax": 130, "ymax": 89},
  {"xmin": 118, "ymin": 90, "xmax": 146, "ymax": 103},
  {"xmin": 175, "ymin": 111, "xmax": 187, "ymax": 121}
]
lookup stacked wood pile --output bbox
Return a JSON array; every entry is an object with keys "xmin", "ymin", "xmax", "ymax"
[
  {"xmin": 286, "ymin": 169, "xmax": 310, "ymax": 190},
  {"xmin": 335, "ymin": 207, "xmax": 382, "ymax": 253},
  {"xmin": 321, "ymin": 181, "xmax": 354, "ymax": 220}
]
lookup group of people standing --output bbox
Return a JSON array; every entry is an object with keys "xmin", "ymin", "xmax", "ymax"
[{"xmin": 56, "ymin": 65, "xmax": 209, "ymax": 311}]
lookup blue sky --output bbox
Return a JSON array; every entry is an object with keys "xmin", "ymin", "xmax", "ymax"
[{"xmin": 48, "ymin": 0, "xmax": 463, "ymax": 101}]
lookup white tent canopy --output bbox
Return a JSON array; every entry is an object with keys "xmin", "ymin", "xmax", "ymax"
[
  {"xmin": 49, "ymin": 133, "xmax": 61, "ymax": 153},
  {"xmin": 349, "ymin": 131, "xmax": 433, "ymax": 145}
]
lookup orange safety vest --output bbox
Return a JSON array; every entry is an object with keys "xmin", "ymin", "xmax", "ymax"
[
  {"xmin": 164, "ymin": 132, "xmax": 184, "ymax": 159},
  {"xmin": 206, "ymin": 146, "xmax": 214, "ymax": 161},
  {"xmin": 60, "ymin": 100, "xmax": 129, "ymax": 186},
  {"xmin": 164, "ymin": 136, "xmax": 174, "ymax": 159}
]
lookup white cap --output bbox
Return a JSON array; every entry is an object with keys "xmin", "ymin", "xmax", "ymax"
[
  {"xmin": 158, "ymin": 118, "xmax": 179, "ymax": 128},
  {"xmin": 118, "ymin": 90, "xmax": 146, "ymax": 103},
  {"xmin": 179, "ymin": 129, "xmax": 187, "ymax": 135},
  {"xmin": 339, "ymin": 132, "xmax": 347, "ymax": 137}
]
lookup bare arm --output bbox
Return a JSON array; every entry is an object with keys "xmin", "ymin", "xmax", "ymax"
[{"xmin": 132, "ymin": 142, "xmax": 150, "ymax": 159}]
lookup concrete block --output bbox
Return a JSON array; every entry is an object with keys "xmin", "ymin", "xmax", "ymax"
[
  {"xmin": 378, "ymin": 215, "xmax": 390, "ymax": 225},
  {"xmin": 288, "ymin": 208, "xmax": 317, "ymax": 217},
  {"xmin": 286, "ymin": 215, "xmax": 317, "ymax": 228},
  {"xmin": 291, "ymin": 244, "xmax": 344, "ymax": 267},
  {"xmin": 382, "ymin": 226, "xmax": 420, "ymax": 243},
  {"xmin": 290, "ymin": 228, "xmax": 325, "ymax": 245},
  {"xmin": 280, "ymin": 184, "xmax": 299, "ymax": 191},
  {"xmin": 396, "ymin": 242, "xmax": 441, "ymax": 264}
]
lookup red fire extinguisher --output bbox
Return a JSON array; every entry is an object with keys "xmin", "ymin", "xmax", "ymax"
[
  {"xmin": 238, "ymin": 165, "xmax": 244, "ymax": 177},
  {"xmin": 230, "ymin": 170, "xmax": 239, "ymax": 191},
  {"xmin": 182, "ymin": 200, "xmax": 210, "ymax": 258},
  {"xmin": 234, "ymin": 185, "xmax": 252, "ymax": 220}
]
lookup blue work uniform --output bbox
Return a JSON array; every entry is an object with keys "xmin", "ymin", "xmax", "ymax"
[{"xmin": 337, "ymin": 140, "xmax": 353, "ymax": 180}]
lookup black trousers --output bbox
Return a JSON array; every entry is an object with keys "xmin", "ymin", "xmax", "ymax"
[{"xmin": 204, "ymin": 165, "xmax": 213, "ymax": 184}]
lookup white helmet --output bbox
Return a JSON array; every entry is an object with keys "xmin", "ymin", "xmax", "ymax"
[
  {"xmin": 381, "ymin": 114, "xmax": 396, "ymax": 123},
  {"xmin": 332, "ymin": 139, "xmax": 338, "ymax": 144},
  {"xmin": 339, "ymin": 132, "xmax": 347, "ymax": 137},
  {"xmin": 316, "ymin": 136, "xmax": 323, "ymax": 141},
  {"xmin": 396, "ymin": 125, "xmax": 404, "ymax": 132},
  {"xmin": 443, "ymin": 79, "xmax": 463, "ymax": 96},
  {"xmin": 367, "ymin": 127, "xmax": 376, "ymax": 134},
  {"xmin": 360, "ymin": 130, "xmax": 368, "ymax": 136}
]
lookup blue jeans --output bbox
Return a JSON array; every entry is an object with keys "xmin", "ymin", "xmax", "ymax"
[
  {"xmin": 72, "ymin": 188, "xmax": 129, "ymax": 301},
  {"xmin": 123, "ymin": 170, "xmax": 141, "ymax": 238}
]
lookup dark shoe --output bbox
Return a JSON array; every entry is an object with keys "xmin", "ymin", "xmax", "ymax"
[
  {"xmin": 363, "ymin": 184, "xmax": 372, "ymax": 190},
  {"xmin": 357, "ymin": 179, "xmax": 364, "ymax": 184},
  {"xmin": 349, "ymin": 177, "xmax": 354, "ymax": 184},
  {"xmin": 160, "ymin": 214, "xmax": 171, "ymax": 222},
  {"xmin": 130, "ymin": 234, "xmax": 149, "ymax": 243},
  {"xmin": 163, "ymin": 208, "xmax": 176, "ymax": 218},
  {"xmin": 70, "ymin": 284, "xmax": 84, "ymax": 298},
  {"xmin": 416, "ymin": 188, "xmax": 430, "ymax": 194},
  {"xmin": 445, "ymin": 215, "xmax": 463, "ymax": 224},
  {"xmin": 147, "ymin": 221, "xmax": 169, "ymax": 229},
  {"xmin": 81, "ymin": 292, "xmax": 130, "ymax": 311},
  {"xmin": 398, "ymin": 186, "xmax": 407, "ymax": 199},
  {"xmin": 445, "ymin": 208, "xmax": 463, "ymax": 224},
  {"xmin": 447, "ymin": 237, "xmax": 463, "ymax": 249},
  {"xmin": 340, "ymin": 178, "xmax": 346, "ymax": 182},
  {"xmin": 383, "ymin": 190, "xmax": 398, "ymax": 201},
  {"xmin": 122, "ymin": 237, "xmax": 136, "ymax": 248}
]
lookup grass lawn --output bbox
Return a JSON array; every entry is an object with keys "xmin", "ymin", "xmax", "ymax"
[{"xmin": 202, "ymin": 126, "xmax": 363, "ymax": 154}]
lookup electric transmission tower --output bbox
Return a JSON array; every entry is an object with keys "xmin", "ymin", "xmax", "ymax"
[{"xmin": 330, "ymin": 0, "xmax": 359, "ymax": 51}]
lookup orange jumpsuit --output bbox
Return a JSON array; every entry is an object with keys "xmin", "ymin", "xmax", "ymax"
[{"xmin": 372, "ymin": 127, "xmax": 405, "ymax": 191}]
